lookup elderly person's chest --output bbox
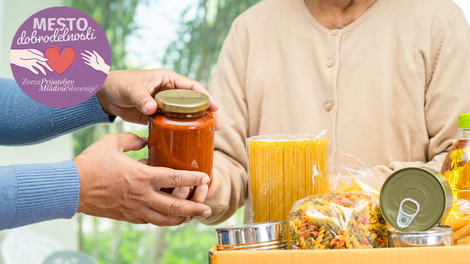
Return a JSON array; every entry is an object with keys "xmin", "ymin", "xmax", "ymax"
[{"xmin": 244, "ymin": 23, "xmax": 431, "ymax": 135}]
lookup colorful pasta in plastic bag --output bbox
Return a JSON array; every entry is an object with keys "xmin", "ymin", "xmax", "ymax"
[
  {"xmin": 247, "ymin": 131, "xmax": 328, "ymax": 223},
  {"xmin": 288, "ymin": 191, "xmax": 388, "ymax": 249}
]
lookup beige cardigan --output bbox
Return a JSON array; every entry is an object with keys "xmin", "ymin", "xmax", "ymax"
[{"xmin": 198, "ymin": 0, "xmax": 470, "ymax": 225}]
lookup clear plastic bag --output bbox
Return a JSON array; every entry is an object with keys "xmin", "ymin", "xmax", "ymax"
[
  {"xmin": 330, "ymin": 148, "xmax": 387, "ymax": 197},
  {"xmin": 446, "ymin": 198, "xmax": 470, "ymax": 224},
  {"xmin": 288, "ymin": 191, "xmax": 388, "ymax": 249},
  {"xmin": 445, "ymin": 199, "xmax": 470, "ymax": 244},
  {"xmin": 246, "ymin": 131, "xmax": 329, "ymax": 223}
]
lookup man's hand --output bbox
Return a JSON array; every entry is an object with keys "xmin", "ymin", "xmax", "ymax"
[
  {"xmin": 173, "ymin": 168, "xmax": 220, "ymax": 201},
  {"xmin": 96, "ymin": 69, "xmax": 221, "ymax": 130},
  {"xmin": 73, "ymin": 133, "xmax": 212, "ymax": 226}
]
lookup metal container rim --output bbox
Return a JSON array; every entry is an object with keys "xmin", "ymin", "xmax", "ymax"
[
  {"xmin": 217, "ymin": 240, "xmax": 281, "ymax": 247},
  {"xmin": 388, "ymin": 225, "xmax": 452, "ymax": 235},
  {"xmin": 215, "ymin": 221, "xmax": 286, "ymax": 232},
  {"xmin": 217, "ymin": 242, "xmax": 286, "ymax": 250},
  {"xmin": 216, "ymin": 245, "xmax": 286, "ymax": 251}
]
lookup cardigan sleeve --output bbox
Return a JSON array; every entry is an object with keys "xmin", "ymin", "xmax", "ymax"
[{"xmin": 194, "ymin": 17, "xmax": 251, "ymax": 225}]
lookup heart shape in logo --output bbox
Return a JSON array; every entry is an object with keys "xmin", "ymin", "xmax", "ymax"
[{"xmin": 44, "ymin": 46, "xmax": 76, "ymax": 75}]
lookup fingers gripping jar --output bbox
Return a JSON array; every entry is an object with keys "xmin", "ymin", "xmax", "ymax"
[{"xmin": 148, "ymin": 90, "xmax": 215, "ymax": 198}]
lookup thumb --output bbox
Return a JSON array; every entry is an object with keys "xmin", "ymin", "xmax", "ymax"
[
  {"xmin": 105, "ymin": 133, "xmax": 148, "ymax": 152},
  {"xmin": 131, "ymin": 89, "xmax": 158, "ymax": 115}
]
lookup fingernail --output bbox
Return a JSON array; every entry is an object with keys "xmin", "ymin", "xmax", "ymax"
[
  {"xmin": 201, "ymin": 176, "xmax": 210, "ymax": 184},
  {"xmin": 184, "ymin": 217, "xmax": 191, "ymax": 223},
  {"xmin": 203, "ymin": 209, "xmax": 211, "ymax": 217},
  {"xmin": 143, "ymin": 102, "xmax": 152, "ymax": 113},
  {"xmin": 199, "ymin": 184, "xmax": 208, "ymax": 193},
  {"xmin": 178, "ymin": 187, "xmax": 189, "ymax": 196},
  {"xmin": 215, "ymin": 170, "xmax": 219, "ymax": 178}
]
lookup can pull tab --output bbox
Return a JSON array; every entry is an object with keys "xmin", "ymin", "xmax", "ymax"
[{"xmin": 397, "ymin": 198, "xmax": 420, "ymax": 228}]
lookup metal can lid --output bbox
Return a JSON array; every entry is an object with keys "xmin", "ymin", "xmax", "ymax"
[
  {"xmin": 380, "ymin": 167, "xmax": 453, "ymax": 232},
  {"xmin": 155, "ymin": 90, "xmax": 210, "ymax": 113}
]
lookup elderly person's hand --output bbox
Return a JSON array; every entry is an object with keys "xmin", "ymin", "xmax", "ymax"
[
  {"xmin": 73, "ymin": 133, "xmax": 212, "ymax": 226},
  {"xmin": 96, "ymin": 69, "xmax": 221, "ymax": 130}
]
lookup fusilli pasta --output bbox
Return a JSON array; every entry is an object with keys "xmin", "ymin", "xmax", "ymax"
[{"xmin": 288, "ymin": 191, "xmax": 388, "ymax": 250}]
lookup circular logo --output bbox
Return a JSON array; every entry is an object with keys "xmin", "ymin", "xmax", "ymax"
[{"xmin": 9, "ymin": 7, "xmax": 111, "ymax": 108}]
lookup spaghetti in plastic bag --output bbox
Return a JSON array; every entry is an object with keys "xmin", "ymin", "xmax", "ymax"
[
  {"xmin": 247, "ymin": 131, "xmax": 329, "ymax": 223},
  {"xmin": 288, "ymin": 191, "xmax": 388, "ymax": 249}
]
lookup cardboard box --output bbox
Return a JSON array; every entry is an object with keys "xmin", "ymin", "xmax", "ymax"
[{"xmin": 208, "ymin": 245, "xmax": 470, "ymax": 264}]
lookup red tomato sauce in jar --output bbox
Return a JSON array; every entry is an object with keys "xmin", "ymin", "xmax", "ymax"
[{"xmin": 148, "ymin": 90, "xmax": 215, "ymax": 198}]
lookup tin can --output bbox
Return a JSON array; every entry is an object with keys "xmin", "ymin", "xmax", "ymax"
[
  {"xmin": 388, "ymin": 225, "xmax": 454, "ymax": 247},
  {"xmin": 380, "ymin": 167, "xmax": 453, "ymax": 232},
  {"xmin": 215, "ymin": 221, "xmax": 286, "ymax": 251}
]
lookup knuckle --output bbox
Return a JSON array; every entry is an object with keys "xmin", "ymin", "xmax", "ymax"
[
  {"xmin": 135, "ymin": 168, "xmax": 149, "ymax": 182},
  {"xmin": 161, "ymin": 75, "xmax": 171, "ymax": 86},
  {"xmin": 193, "ymin": 174, "xmax": 203, "ymax": 186},
  {"xmin": 194, "ymin": 80, "xmax": 204, "ymax": 88},
  {"xmin": 169, "ymin": 171, "xmax": 184, "ymax": 186},
  {"xmin": 168, "ymin": 201, "xmax": 182, "ymax": 216},
  {"xmin": 160, "ymin": 68, "xmax": 171, "ymax": 75},
  {"xmin": 123, "ymin": 132, "xmax": 139, "ymax": 141},
  {"xmin": 124, "ymin": 132, "xmax": 136, "ymax": 137},
  {"xmin": 103, "ymin": 134, "xmax": 121, "ymax": 147},
  {"xmin": 134, "ymin": 92, "xmax": 148, "ymax": 105},
  {"xmin": 121, "ymin": 208, "xmax": 137, "ymax": 220},
  {"xmin": 117, "ymin": 84, "xmax": 131, "ymax": 100}
]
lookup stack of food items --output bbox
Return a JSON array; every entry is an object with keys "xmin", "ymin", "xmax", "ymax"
[
  {"xmin": 215, "ymin": 114, "xmax": 470, "ymax": 250},
  {"xmin": 289, "ymin": 167, "xmax": 457, "ymax": 249}
]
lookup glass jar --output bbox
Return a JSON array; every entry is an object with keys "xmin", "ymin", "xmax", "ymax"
[{"xmin": 148, "ymin": 90, "xmax": 215, "ymax": 198}]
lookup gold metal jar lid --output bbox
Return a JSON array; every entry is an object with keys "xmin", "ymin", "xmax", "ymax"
[{"xmin": 155, "ymin": 90, "xmax": 210, "ymax": 113}]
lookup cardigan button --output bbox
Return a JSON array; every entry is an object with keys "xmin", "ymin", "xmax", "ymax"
[
  {"xmin": 330, "ymin": 29, "xmax": 340, "ymax": 36},
  {"xmin": 324, "ymin": 101, "xmax": 334, "ymax": 111},
  {"xmin": 326, "ymin": 58, "xmax": 335, "ymax": 68}
]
